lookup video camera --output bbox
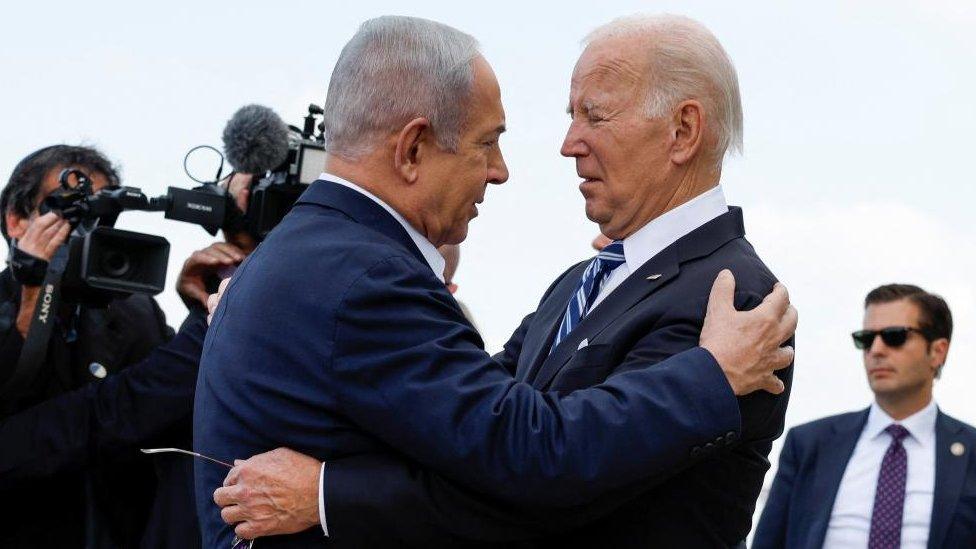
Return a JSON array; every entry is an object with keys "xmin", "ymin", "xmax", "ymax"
[
  {"xmin": 229, "ymin": 104, "xmax": 326, "ymax": 239},
  {"xmin": 39, "ymin": 104, "xmax": 326, "ymax": 304}
]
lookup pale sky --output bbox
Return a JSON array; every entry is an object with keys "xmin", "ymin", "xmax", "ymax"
[{"xmin": 2, "ymin": 0, "xmax": 974, "ymax": 504}]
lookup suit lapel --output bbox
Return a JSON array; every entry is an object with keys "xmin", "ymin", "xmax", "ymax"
[
  {"xmin": 295, "ymin": 180, "xmax": 428, "ymax": 266},
  {"xmin": 529, "ymin": 247, "xmax": 679, "ymax": 389},
  {"xmin": 528, "ymin": 207, "xmax": 746, "ymax": 390},
  {"xmin": 807, "ymin": 409, "xmax": 869, "ymax": 547},
  {"xmin": 516, "ymin": 262, "xmax": 587, "ymax": 383},
  {"xmin": 929, "ymin": 411, "xmax": 969, "ymax": 549}
]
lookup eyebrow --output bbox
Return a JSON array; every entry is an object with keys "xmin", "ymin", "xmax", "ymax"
[
  {"xmin": 566, "ymin": 99, "xmax": 599, "ymax": 116},
  {"xmin": 484, "ymin": 124, "xmax": 506, "ymax": 137}
]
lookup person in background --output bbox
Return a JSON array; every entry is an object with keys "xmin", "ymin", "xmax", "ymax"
[
  {"xmin": 753, "ymin": 284, "xmax": 976, "ymax": 548},
  {"xmin": 0, "ymin": 153, "xmax": 255, "ymax": 548}
]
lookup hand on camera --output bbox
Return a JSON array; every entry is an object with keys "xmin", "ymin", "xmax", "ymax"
[
  {"xmin": 15, "ymin": 212, "xmax": 70, "ymax": 262},
  {"xmin": 700, "ymin": 269, "xmax": 797, "ymax": 396},
  {"xmin": 177, "ymin": 243, "xmax": 246, "ymax": 311}
]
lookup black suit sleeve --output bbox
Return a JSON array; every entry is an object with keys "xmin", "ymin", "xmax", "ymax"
[
  {"xmin": 491, "ymin": 263, "xmax": 579, "ymax": 376},
  {"xmin": 491, "ymin": 312, "xmax": 532, "ymax": 377},
  {"xmin": 331, "ymin": 256, "xmax": 740, "ymax": 507},
  {"xmin": 322, "ymin": 277, "xmax": 791, "ymax": 544},
  {"xmin": 0, "ymin": 310, "xmax": 207, "ymax": 490},
  {"xmin": 752, "ymin": 429, "xmax": 799, "ymax": 549}
]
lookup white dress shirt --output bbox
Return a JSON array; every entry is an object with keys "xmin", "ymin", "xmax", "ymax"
[
  {"xmin": 589, "ymin": 185, "xmax": 728, "ymax": 311},
  {"xmin": 315, "ymin": 172, "xmax": 447, "ymax": 536},
  {"xmin": 823, "ymin": 399, "xmax": 938, "ymax": 548},
  {"xmin": 322, "ymin": 172, "xmax": 445, "ymax": 282}
]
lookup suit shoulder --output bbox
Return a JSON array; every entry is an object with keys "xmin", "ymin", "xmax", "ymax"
[
  {"xmin": 939, "ymin": 410, "xmax": 976, "ymax": 440},
  {"xmin": 265, "ymin": 204, "xmax": 432, "ymax": 277},
  {"xmin": 787, "ymin": 410, "xmax": 866, "ymax": 440},
  {"xmin": 718, "ymin": 237, "xmax": 779, "ymax": 289}
]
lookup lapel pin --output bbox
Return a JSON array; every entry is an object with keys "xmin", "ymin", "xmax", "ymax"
[
  {"xmin": 577, "ymin": 338, "xmax": 589, "ymax": 350},
  {"xmin": 951, "ymin": 442, "xmax": 966, "ymax": 456},
  {"xmin": 646, "ymin": 274, "xmax": 662, "ymax": 280}
]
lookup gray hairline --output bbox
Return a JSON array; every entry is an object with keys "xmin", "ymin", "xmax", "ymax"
[
  {"xmin": 582, "ymin": 14, "xmax": 744, "ymax": 166},
  {"xmin": 323, "ymin": 16, "xmax": 481, "ymax": 159}
]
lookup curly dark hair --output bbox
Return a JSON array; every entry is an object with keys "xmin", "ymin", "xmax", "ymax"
[{"xmin": 1, "ymin": 145, "xmax": 121, "ymax": 240}]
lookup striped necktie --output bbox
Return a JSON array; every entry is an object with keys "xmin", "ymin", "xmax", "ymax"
[{"xmin": 549, "ymin": 240, "xmax": 625, "ymax": 354}]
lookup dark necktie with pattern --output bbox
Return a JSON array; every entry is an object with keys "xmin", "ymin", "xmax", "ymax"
[
  {"xmin": 868, "ymin": 423, "xmax": 911, "ymax": 549},
  {"xmin": 548, "ymin": 240, "xmax": 625, "ymax": 354}
]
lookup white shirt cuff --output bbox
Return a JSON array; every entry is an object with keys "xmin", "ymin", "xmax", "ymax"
[{"xmin": 318, "ymin": 462, "xmax": 329, "ymax": 536}]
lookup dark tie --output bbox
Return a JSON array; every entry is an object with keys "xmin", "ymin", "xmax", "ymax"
[
  {"xmin": 868, "ymin": 423, "xmax": 910, "ymax": 549},
  {"xmin": 549, "ymin": 240, "xmax": 625, "ymax": 354}
]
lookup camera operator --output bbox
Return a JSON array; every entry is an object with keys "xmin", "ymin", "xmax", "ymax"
[{"xmin": 0, "ymin": 144, "xmax": 254, "ymax": 548}]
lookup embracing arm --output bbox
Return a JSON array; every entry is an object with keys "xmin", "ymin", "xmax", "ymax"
[
  {"xmin": 217, "ymin": 265, "xmax": 794, "ymax": 540},
  {"xmin": 329, "ymin": 258, "xmax": 767, "ymax": 507},
  {"xmin": 0, "ymin": 310, "xmax": 207, "ymax": 488}
]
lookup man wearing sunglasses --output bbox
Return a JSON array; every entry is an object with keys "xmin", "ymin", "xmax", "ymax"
[{"xmin": 754, "ymin": 284, "xmax": 976, "ymax": 548}]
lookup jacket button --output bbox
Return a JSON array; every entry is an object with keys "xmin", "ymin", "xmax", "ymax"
[
  {"xmin": 705, "ymin": 442, "xmax": 715, "ymax": 452},
  {"xmin": 89, "ymin": 362, "xmax": 108, "ymax": 379},
  {"xmin": 725, "ymin": 431, "xmax": 737, "ymax": 444},
  {"xmin": 691, "ymin": 446, "xmax": 702, "ymax": 458}
]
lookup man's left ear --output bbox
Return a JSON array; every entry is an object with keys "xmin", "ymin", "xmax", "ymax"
[
  {"xmin": 394, "ymin": 117, "xmax": 434, "ymax": 184},
  {"xmin": 929, "ymin": 338, "xmax": 950, "ymax": 373},
  {"xmin": 669, "ymin": 100, "xmax": 704, "ymax": 165}
]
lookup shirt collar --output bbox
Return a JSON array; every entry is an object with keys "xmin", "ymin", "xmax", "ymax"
[
  {"xmin": 621, "ymin": 185, "xmax": 728, "ymax": 272},
  {"xmin": 319, "ymin": 172, "xmax": 446, "ymax": 282},
  {"xmin": 865, "ymin": 398, "xmax": 938, "ymax": 447}
]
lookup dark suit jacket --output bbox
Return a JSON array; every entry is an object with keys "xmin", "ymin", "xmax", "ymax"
[
  {"xmin": 320, "ymin": 206, "xmax": 791, "ymax": 548},
  {"xmin": 193, "ymin": 180, "xmax": 746, "ymax": 547},
  {"xmin": 753, "ymin": 408, "xmax": 976, "ymax": 548},
  {"xmin": 0, "ymin": 303, "xmax": 207, "ymax": 548},
  {"xmin": 519, "ymin": 207, "xmax": 791, "ymax": 547},
  {"xmin": 0, "ymin": 268, "xmax": 184, "ymax": 547}
]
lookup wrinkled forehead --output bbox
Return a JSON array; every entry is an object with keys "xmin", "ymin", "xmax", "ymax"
[{"xmin": 569, "ymin": 40, "xmax": 648, "ymax": 104}]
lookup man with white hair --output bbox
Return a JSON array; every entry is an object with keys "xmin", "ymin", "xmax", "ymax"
[{"xmin": 201, "ymin": 14, "xmax": 794, "ymax": 547}]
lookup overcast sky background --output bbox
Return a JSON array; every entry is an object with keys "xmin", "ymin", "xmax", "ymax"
[{"xmin": 2, "ymin": 0, "xmax": 974, "ymax": 509}]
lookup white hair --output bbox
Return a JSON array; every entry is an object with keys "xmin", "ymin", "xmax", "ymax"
[
  {"xmin": 584, "ymin": 14, "xmax": 744, "ymax": 163},
  {"xmin": 323, "ymin": 16, "xmax": 480, "ymax": 158}
]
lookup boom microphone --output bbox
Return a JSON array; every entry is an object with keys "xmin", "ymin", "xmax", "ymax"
[{"xmin": 222, "ymin": 104, "xmax": 290, "ymax": 174}]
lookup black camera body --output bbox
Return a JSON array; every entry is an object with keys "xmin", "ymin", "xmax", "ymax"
[
  {"xmin": 41, "ymin": 170, "xmax": 230, "ymax": 304},
  {"xmin": 242, "ymin": 106, "xmax": 326, "ymax": 239}
]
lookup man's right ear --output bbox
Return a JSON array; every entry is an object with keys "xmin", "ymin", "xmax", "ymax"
[
  {"xmin": 4, "ymin": 211, "xmax": 27, "ymax": 239},
  {"xmin": 393, "ymin": 117, "xmax": 433, "ymax": 184}
]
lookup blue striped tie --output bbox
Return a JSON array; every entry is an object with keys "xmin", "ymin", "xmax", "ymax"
[{"xmin": 549, "ymin": 240, "xmax": 626, "ymax": 354}]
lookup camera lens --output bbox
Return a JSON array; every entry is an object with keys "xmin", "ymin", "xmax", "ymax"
[{"xmin": 101, "ymin": 250, "xmax": 131, "ymax": 278}]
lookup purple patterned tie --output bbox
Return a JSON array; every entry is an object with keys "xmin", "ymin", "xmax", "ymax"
[{"xmin": 868, "ymin": 423, "xmax": 910, "ymax": 549}]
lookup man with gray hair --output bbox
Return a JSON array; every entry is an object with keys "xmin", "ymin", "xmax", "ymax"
[{"xmin": 200, "ymin": 14, "xmax": 794, "ymax": 547}]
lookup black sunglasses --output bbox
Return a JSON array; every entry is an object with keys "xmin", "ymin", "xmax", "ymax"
[{"xmin": 851, "ymin": 326, "xmax": 927, "ymax": 350}]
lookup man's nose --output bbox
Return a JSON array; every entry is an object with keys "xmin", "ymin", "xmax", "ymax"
[
  {"xmin": 867, "ymin": 333, "xmax": 888, "ymax": 356},
  {"xmin": 560, "ymin": 122, "xmax": 588, "ymax": 158},
  {"xmin": 487, "ymin": 148, "xmax": 509, "ymax": 185}
]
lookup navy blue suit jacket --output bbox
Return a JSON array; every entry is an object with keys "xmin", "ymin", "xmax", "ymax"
[
  {"xmin": 321, "ymin": 207, "xmax": 791, "ymax": 547},
  {"xmin": 753, "ymin": 408, "xmax": 976, "ymax": 548},
  {"xmin": 193, "ymin": 180, "xmax": 746, "ymax": 547},
  {"xmin": 0, "ymin": 310, "xmax": 207, "ymax": 548}
]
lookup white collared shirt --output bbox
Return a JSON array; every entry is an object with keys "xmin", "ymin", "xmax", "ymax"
[
  {"xmin": 315, "ymin": 172, "xmax": 447, "ymax": 536},
  {"xmin": 823, "ymin": 399, "xmax": 938, "ymax": 548},
  {"xmin": 589, "ymin": 185, "xmax": 728, "ymax": 311},
  {"xmin": 320, "ymin": 172, "xmax": 446, "ymax": 283}
]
